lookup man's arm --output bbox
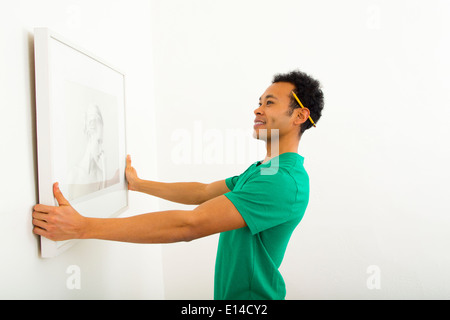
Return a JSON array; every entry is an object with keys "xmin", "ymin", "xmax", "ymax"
[
  {"xmin": 126, "ymin": 155, "xmax": 230, "ymax": 205},
  {"xmin": 32, "ymin": 183, "xmax": 246, "ymax": 243}
]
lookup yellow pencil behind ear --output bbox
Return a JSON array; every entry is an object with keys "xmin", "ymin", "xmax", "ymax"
[{"xmin": 291, "ymin": 91, "xmax": 316, "ymax": 127}]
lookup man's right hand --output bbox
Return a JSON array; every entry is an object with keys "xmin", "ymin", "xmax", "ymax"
[{"xmin": 125, "ymin": 154, "xmax": 140, "ymax": 191}]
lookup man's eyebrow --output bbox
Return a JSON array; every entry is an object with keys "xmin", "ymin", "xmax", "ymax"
[{"xmin": 259, "ymin": 94, "xmax": 278, "ymax": 101}]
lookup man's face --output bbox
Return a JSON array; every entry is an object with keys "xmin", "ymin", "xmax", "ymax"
[
  {"xmin": 85, "ymin": 110, "xmax": 104, "ymax": 159},
  {"xmin": 253, "ymin": 81, "xmax": 299, "ymax": 140}
]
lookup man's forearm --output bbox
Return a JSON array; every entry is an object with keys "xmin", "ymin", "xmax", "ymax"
[
  {"xmin": 135, "ymin": 180, "xmax": 206, "ymax": 205},
  {"xmin": 81, "ymin": 210, "xmax": 193, "ymax": 243},
  {"xmin": 32, "ymin": 182, "xmax": 242, "ymax": 244}
]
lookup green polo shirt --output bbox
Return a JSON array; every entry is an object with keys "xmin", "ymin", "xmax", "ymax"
[{"xmin": 214, "ymin": 152, "xmax": 310, "ymax": 300}]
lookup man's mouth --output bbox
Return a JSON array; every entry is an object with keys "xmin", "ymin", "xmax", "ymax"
[{"xmin": 253, "ymin": 120, "xmax": 266, "ymax": 128}]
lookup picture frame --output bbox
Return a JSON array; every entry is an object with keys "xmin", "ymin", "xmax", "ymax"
[{"xmin": 34, "ymin": 28, "xmax": 128, "ymax": 258}]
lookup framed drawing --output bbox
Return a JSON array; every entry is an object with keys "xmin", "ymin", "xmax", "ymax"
[{"xmin": 34, "ymin": 28, "xmax": 128, "ymax": 258}]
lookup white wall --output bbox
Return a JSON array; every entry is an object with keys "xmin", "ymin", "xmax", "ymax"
[
  {"xmin": 2, "ymin": 0, "xmax": 449, "ymax": 301},
  {"xmin": 0, "ymin": 0, "xmax": 164, "ymax": 299},
  {"xmin": 149, "ymin": 0, "xmax": 450, "ymax": 299}
]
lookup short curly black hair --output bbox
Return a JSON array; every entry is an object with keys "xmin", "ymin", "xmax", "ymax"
[{"xmin": 272, "ymin": 70, "xmax": 324, "ymax": 135}]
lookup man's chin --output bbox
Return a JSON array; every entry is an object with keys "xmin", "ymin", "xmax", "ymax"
[
  {"xmin": 253, "ymin": 128, "xmax": 268, "ymax": 140},
  {"xmin": 253, "ymin": 128, "xmax": 280, "ymax": 142}
]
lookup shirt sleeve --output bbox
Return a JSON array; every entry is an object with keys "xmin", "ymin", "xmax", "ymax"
[
  {"xmin": 224, "ymin": 171, "xmax": 298, "ymax": 235},
  {"xmin": 225, "ymin": 175, "xmax": 239, "ymax": 191}
]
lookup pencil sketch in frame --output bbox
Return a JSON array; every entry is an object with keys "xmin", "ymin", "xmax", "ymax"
[{"xmin": 34, "ymin": 28, "xmax": 128, "ymax": 258}]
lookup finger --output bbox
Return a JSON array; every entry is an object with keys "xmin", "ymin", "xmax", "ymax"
[
  {"xmin": 32, "ymin": 218, "xmax": 47, "ymax": 229},
  {"xmin": 126, "ymin": 154, "xmax": 131, "ymax": 167},
  {"xmin": 33, "ymin": 204, "xmax": 53, "ymax": 213},
  {"xmin": 33, "ymin": 226, "xmax": 48, "ymax": 237},
  {"xmin": 53, "ymin": 182, "xmax": 70, "ymax": 206},
  {"xmin": 32, "ymin": 210, "xmax": 48, "ymax": 221}
]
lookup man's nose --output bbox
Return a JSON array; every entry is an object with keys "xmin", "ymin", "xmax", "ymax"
[{"xmin": 254, "ymin": 105, "xmax": 263, "ymax": 115}]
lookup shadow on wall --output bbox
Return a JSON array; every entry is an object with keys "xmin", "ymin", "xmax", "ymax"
[{"xmin": 27, "ymin": 30, "xmax": 41, "ymax": 256}]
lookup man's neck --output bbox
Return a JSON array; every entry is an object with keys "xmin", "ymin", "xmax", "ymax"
[{"xmin": 262, "ymin": 135, "xmax": 300, "ymax": 164}]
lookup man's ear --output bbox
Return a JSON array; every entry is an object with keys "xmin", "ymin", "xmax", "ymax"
[{"xmin": 293, "ymin": 107, "xmax": 310, "ymax": 126}]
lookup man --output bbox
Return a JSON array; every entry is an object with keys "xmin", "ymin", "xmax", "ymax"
[
  {"xmin": 67, "ymin": 103, "xmax": 109, "ymax": 200},
  {"xmin": 32, "ymin": 70, "xmax": 324, "ymax": 299}
]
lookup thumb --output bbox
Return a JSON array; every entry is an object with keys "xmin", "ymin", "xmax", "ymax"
[
  {"xmin": 126, "ymin": 154, "xmax": 131, "ymax": 167},
  {"xmin": 53, "ymin": 182, "xmax": 70, "ymax": 206}
]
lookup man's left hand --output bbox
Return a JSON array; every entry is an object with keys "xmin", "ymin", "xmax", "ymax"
[{"xmin": 32, "ymin": 183, "xmax": 87, "ymax": 241}]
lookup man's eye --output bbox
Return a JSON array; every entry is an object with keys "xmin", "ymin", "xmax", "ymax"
[{"xmin": 258, "ymin": 100, "xmax": 273, "ymax": 107}]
